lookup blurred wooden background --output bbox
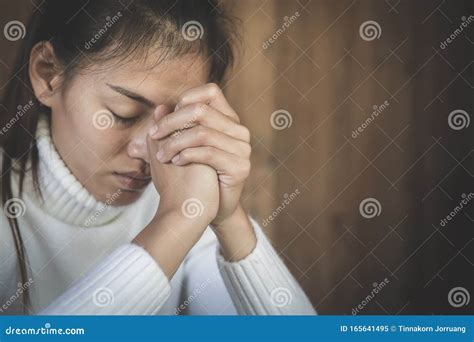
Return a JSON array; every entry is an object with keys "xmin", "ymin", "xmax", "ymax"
[
  {"xmin": 225, "ymin": 0, "xmax": 473, "ymax": 315},
  {"xmin": 1, "ymin": 0, "xmax": 473, "ymax": 314}
]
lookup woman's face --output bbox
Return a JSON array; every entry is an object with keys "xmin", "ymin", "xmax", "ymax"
[{"xmin": 47, "ymin": 53, "xmax": 209, "ymax": 205}]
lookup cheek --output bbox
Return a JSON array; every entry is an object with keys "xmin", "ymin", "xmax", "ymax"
[
  {"xmin": 58, "ymin": 106, "xmax": 128, "ymax": 173},
  {"xmin": 82, "ymin": 126, "xmax": 129, "ymax": 165}
]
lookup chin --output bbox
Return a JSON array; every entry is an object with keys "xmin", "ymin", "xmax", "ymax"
[
  {"xmin": 94, "ymin": 186, "xmax": 146, "ymax": 206},
  {"xmin": 110, "ymin": 189, "xmax": 145, "ymax": 206}
]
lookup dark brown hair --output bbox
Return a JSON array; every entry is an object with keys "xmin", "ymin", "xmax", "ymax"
[{"xmin": 0, "ymin": 0, "xmax": 238, "ymax": 313}]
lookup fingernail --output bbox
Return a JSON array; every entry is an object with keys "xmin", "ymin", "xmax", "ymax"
[
  {"xmin": 171, "ymin": 155, "xmax": 180, "ymax": 164},
  {"xmin": 149, "ymin": 125, "xmax": 158, "ymax": 137},
  {"xmin": 156, "ymin": 150, "xmax": 165, "ymax": 161}
]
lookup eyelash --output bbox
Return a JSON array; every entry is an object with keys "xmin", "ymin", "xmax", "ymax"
[{"xmin": 110, "ymin": 112, "xmax": 138, "ymax": 126}]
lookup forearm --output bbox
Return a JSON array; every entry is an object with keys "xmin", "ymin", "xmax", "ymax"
[
  {"xmin": 39, "ymin": 243, "xmax": 170, "ymax": 315},
  {"xmin": 133, "ymin": 209, "xmax": 209, "ymax": 279},
  {"xmin": 215, "ymin": 217, "xmax": 317, "ymax": 315},
  {"xmin": 40, "ymin": 209, "xmax": 209, "ymax": 315},
  {"xmin": 211, "ymin": 205, "xmax": 257, "ymax": 262}
]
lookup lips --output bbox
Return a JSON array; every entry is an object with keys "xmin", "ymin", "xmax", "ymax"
[{"xmin": 113, "ymin": 171, "xmax": 151, "ymax": 190}]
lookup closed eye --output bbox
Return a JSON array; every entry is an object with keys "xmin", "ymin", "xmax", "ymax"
[{"xmin": 110, "ymin": 111, "xmax": 139, "ymax": 126}]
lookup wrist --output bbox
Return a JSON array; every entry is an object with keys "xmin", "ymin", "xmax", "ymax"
[
  {"xmin": 153, "ymin": 207, "xmax": 211, "ymax": 233},
  {"xmin": 133, "ymin": 209, "xmax": 210, "ymax": 278},
  {"xmin": 211, "ymin": 203, "xmax": 246, "ymax": 230},
  {"xmin": 157, "ymin": 198, "xmax": 217, "ymax": 227},
  {"xmin": 211, "ymin": 205, "xmax": 257, "ymax": 262},
  {"xmin": 135, "ymin": 211, "xmax": 206, "ymax": 249}
]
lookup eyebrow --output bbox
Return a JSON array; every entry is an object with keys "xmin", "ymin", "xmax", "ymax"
[{"xmin": 106, "ymin": 83, "xmax": 155, "ymax": 107}]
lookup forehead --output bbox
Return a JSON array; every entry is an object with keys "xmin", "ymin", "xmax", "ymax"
[{"xmin": 88, "ymin": 53, "xmax": 210, "ymax": 105}]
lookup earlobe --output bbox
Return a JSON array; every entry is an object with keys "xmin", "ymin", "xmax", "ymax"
[{"xmin": 29, "ymin": 41, "xmax": 62, "ymax": 107}]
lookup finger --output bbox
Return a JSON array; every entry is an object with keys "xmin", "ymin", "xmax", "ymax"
[
  {"xmin": 156, "ymin": 125, "xmax": 251, "ymax": 163},
  {"xmin": 153, "ymin": 104, "xmax": 172, "ymax": 122},
  {"xmin": 146, "ymin": 133, "xmax": 158, "ymax": 164},
  {"xmin": 149, "ymin": 102, "xmax": 250, "ymax": 143},
  {"xmin": 147, "ymin": 105, "xmax": 172, "ymax": 162},
  {"xmin": 171, "ymin": 146, "xmax": 251, "ymax": 184},
  {"xmin": 175, "ymin": 83, "xmax": 239, "ymax": 122}
]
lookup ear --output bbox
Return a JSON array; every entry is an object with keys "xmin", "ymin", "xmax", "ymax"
[{"xmin": 29, "ymin": 41, "xmax": 63, "ymax": 107}]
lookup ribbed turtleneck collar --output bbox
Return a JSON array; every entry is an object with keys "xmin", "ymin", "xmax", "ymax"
[{"xmin": 17, "ymin": 114, "xmax": 132, "ymax": 227}]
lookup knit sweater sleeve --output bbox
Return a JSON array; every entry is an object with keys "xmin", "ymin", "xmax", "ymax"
[
  {"xmin": 216, "ymin": 218, "xmax": 317, "ymax": 315},
  {"xmin": 39, "ymin": 244, "xmax": 170, "ymax": 315}
]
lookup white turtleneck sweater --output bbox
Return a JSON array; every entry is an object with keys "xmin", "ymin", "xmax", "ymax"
[{"xmin": 0, "ymin": 115, "xmax": 316, "ymax": 315}]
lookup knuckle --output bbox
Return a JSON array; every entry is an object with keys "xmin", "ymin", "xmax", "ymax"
[
  {"xmin": 203, "ymin": 146, "xmax": 214, "ymax": 160},
  {"xmin": 207, "ymin": 83, "xmax": 222, "ymax": 97},
  {"xmin": 240, "ymin": 160, "xmax": 251, "ymax": 177},
  {"xmin": 179, "ymin": 149, "xmax": 190, "ymax": 161},
  {"xmin": 242, "ymin": 143, "xmax": 252, "ymax": 157},
  {"xmin": 241, "ymin": 126, "xmax": 251, "ymax": 142},
  {"xmin": 195, "ymin": 126, "xmax": 208, "ymax": 143},
  {"xmin": 194, "ymin": 103, "xmax": 208, "ymax": 118},
  {"xmin": 176, "ymin": 93, "xmax": 189, "ymax": 108}
]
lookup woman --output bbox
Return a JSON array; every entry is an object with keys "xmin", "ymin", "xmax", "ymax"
[{"xmin": 0, "ymin": 0, "xmax": 315, "ymax": 315}]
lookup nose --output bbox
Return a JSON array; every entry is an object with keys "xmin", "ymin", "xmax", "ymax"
[
  {"xmin": 127, "ymin": 120, "xmax": 151, "ymax": 163},
  {"xmin": 126, "ymin": 105, "xmax": 172, "ymax": 163}
]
